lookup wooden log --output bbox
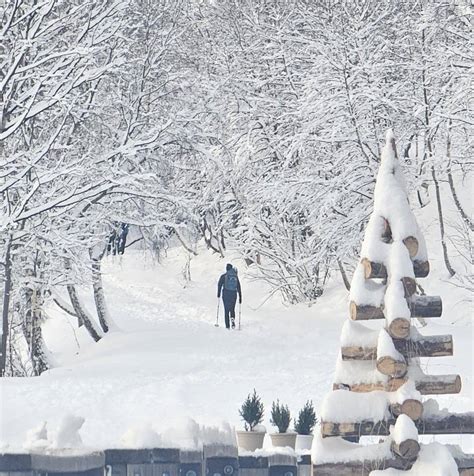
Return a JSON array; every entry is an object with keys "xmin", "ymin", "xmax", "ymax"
[
  {"xmin": 391, "ymin": 439, "xmax": 420, "ymax": 460},
  {"xmin": 361, "ymin": 258, "xmax": 430, "ymax": 279},
  {"xmin": 390, "ymin": 399, "xmax": 424, "ymax": 420},
  {"xmin": 409, "ymin": 295, "xmax": 442, "ymax": 317},
  {"xmin": 321, "ymin": 412, "xmax": 474, "ymax": 438},
  {"xmin": 313, "ymin": 458, "xmax": 412, "ymax": 475},
  {"xmin": 361, "ymin": 258, "xmax": 387, "ymax": 279},
  {"xmin": 350, "ymin": 295, "xmax": 442, "ymax": 320},
  {"xmin": 313, "ymin": 454, "xmax": 474, "ymax": 476},
  {"xmin": 388, "ymin": 317, "xmax": 411, "ymax": 339},
  {"xmin": 341, "ymin": 345, "xmax": 377, "ymax": 360},
  {"xmin": 341, "ymin": 334, "xmax": 453, "ymax": 361},
  {"xmin": 333, "ymin": 374, "xmax": 462, "ymax": 395},
  {"xmin": 417, "ymin": 374, "xmax": 462, "ymax": 394},
  {"xmin": 376, "ymin": 356, "xmax": 407, "ymax": 378},
  {"xmin": 402, "ymin": 236, "xmax": 419, "ymax": 257}
]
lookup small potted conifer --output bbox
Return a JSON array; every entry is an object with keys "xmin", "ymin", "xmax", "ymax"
[
  {"xmin": 294, "ymin": 401, "xmax": 317, "ymax": 451},
  {"xmin": 269, "ymin": 400, "xmax": 297, "ymax": 449},
  {"xmin": 236, "ymin": 389, "xmax": 266, "ymax": 451}
]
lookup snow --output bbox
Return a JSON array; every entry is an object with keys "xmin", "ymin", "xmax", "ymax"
[
  {"xmin": 373, "ymin": 133, "xmax": 420, "ymax": 244},
  {"xmin": 340, "ymin": 320, "xmax": 378, "ymax": 348},
  {"xmin": 360, "ymin": 214, "xmax": 391, "ymax": 263},
  {"xmin": 386, "ymin": 241, "xmax": 414, "ymax": 281},
  {"xmin": 0, "ymin": 246, "xmax": 343, "ymax": 451},
  {"xmin": 24, "ymin": 422, "xmax": 49, "ymax": 451},
  {"xmin": 334, "ymin": 356, "xmax": 388, "ymax": 385},
  {"xmin": 51, "ymin": 415, "xmax": 85, "ymax": 449},
  {"xmin": 357, "ymin": 131, "xmax": 428, "ymax": 273},
  {"xmin": 23, "ymin": 415, "xmax": 86, "ymax": 451},
  {"xmin": 321, "ymin": 389, "xmax": 389, "ymax": 423},
  {"xmin": 390, "ymin": 381, "xmax": 421, "ymax": 406},
  {"xmin": 349, "ymin": 263, "xmax": 386, "ymax": 306},
  {"xmin": 382, "ymin": 280, "xmax": 411, "ymax": 327},
  {"xmin": 313, "ymin": 435, "xmax": 392, "ymax": 464},
  {"xmin": 377, "ymin": 329, "xmax": 404, "ymax": 362},
  {"xmin": 392, "ymin": 414, "xmax": 418, "ymax": 444},
  {"xmin": 369, "ymin": 442, "xmax": 459, "ymax": 475},
  {"xmin": 321, "ymin": 382, "xmax": 421, "ymax": 424}
]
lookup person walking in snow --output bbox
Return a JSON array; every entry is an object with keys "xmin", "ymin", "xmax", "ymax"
[{"xmin": 217, "ymin": 263, "xmax": 242, "ymax": 329}]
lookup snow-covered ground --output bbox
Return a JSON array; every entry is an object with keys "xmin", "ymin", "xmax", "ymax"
[{"xmin": 0, "ymin": 231, "xmax": 472, "ymax": 452}]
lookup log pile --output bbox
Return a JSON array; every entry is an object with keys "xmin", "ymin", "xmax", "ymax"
[{"xmin": 314, "ymin": 131, "xmax": 473, "ymax": 474}]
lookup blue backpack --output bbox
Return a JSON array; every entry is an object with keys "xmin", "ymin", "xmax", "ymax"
[{"xmin": 224, "ymin": 268, "xmax": 238, "ymax": 291}]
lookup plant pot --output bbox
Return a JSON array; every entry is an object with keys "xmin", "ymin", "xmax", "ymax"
[
  {"xmin": 295, "ymin": 434, "xmax": 314, "ymax": 451},
  {"xmin": 236, "ymin": 430, "xmax": 266, "ymax": 451},
  {"xmin": 270, "ymin": 432, "xmax": 297, "ymax": 449}
]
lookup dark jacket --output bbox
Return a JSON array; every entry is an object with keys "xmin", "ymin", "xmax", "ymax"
[{"xmin": 217, "ymin": 272, "xmax": 242, "ymax": 303}]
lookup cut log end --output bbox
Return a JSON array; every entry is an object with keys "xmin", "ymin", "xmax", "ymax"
[
  {"xmin": 362, "ymin": 258, "xmax": 387, "ymax": 279},
  {"xmin": 414, "ymin": 260, "xmax": 430, "ymax": 278},
  {"xmin": 390, "ymin": 400, "xmax": 422, "ymax": 419},
  {"xmin": 403, "ymin": 236, "xmax": 419, "ymax": 258},
  {"xmin": 376, "ymin": 356, "xmax": 407, "ymax": 378},
  {"xmin": 391, "ymin": 439, "xmax": 420, "ymax": 460},
  {"xmin": 388, "ymin": 317, "xmax": 411, "ymax": 339},
  {"xmin": 401, "ymin": 399, "xmax": 424, "ymax": 420}
]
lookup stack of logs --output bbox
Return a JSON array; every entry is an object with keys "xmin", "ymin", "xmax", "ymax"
[{"xmin": 314, "ymin": 134, "xmax": 473, "ymax": 475}]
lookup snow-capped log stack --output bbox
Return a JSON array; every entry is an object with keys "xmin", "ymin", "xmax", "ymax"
[{"xmin": 314, "ymin": 131, "xmax": 474, "ymax": 474}]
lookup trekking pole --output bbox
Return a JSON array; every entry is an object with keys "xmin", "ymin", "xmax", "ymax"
[
  {"xmin": 215, "ymin": 298, "xmax": 220, "ymax": 327},
  {"xmin": 238, "ymin": 302, "xmax": 242, "ymax": 330}
]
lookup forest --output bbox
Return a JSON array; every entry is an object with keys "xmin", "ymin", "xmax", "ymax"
[{"xmin": 0, "ymin": 0, "xmax": 472, "ymax": 376}]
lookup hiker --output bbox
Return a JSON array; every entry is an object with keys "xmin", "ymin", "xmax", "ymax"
[
  {"xmin": 217, "ymin": 263, "xmax": 242, "ymax": 329},
  {"xmin": 117, "ymin": 223, "xmax": 129, "ymax": 255}
]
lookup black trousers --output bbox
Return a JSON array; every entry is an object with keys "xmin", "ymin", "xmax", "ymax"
[{"xmin": 222, "ymin": 291, "xmax": 237, "ymax": 329}]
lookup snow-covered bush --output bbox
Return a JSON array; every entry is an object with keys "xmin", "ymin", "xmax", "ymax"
[
  {"xmin": 239, "ymin": 390, "xmax": 264, "ymax": 431},
  {"xmin": 270, "ymin": 400, "xmax": 291, "ymax": 434},
  {"xmin": 294, "ymin": 401, "xmax": 317, "ymax": 435}
]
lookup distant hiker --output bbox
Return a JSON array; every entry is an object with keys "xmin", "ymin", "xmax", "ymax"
[
  {"xmin": 117, "ymin": 223, "xmax": 129, "ymax": 255},
  {"xmin": 107, "ymin": 228, "xmax": 118, "ymax": 255},
  {"xmin": 107, "ymin": 222, "xmax": 129, "ymax": 255},
  {"xmin": 217, "ymin": 263, "xmax": 242, "ymax": 329}
]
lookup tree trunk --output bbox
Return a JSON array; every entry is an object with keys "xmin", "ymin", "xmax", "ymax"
[
  {"xmin": 0, "ymin": 236, "xmax": 12, "ymax": 377},
  {"xmin": 432, "ymin": 166, "xmax": 456, "ymax": 277},
  {"xmin": 29, "ymin": 289, "xmax": 48, "ymax": 375},
  {"xmin": 67, "ymin": 285, "xmax": 102, "ymax": 342},
  {"xmin": 337, "ymin": 259, "xmax": 351, "ymax": 291},
  {"xmin": 446, "ymin": 122, "xmax": 473, "ymax": 231},
  {"xmin": 91, "ymin": 257, "xmax": 110, "ymax": 333}
]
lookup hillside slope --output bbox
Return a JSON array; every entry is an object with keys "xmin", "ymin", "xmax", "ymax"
[{"xmin": 0, "ymin": 177, "xmax": 472, "ymax": 451}]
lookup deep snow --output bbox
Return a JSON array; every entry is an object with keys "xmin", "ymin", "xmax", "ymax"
[{"xmin": 0, "ymin": 241, "xmax": 472, "ymax": 452}]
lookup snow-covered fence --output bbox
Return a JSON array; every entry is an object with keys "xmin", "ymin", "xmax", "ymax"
[
  {"xmin": 0, "ymin": 445, "xmax": 305, "ymax": 476},
  {"xmin": 314, "ymin": 131, "xmax": 474, "ymax": 474}
]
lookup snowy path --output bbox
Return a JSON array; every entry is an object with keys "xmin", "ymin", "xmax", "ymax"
[{"xmin": 0, "ymin": 250, "xmax": 343, "ymax": 449}]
